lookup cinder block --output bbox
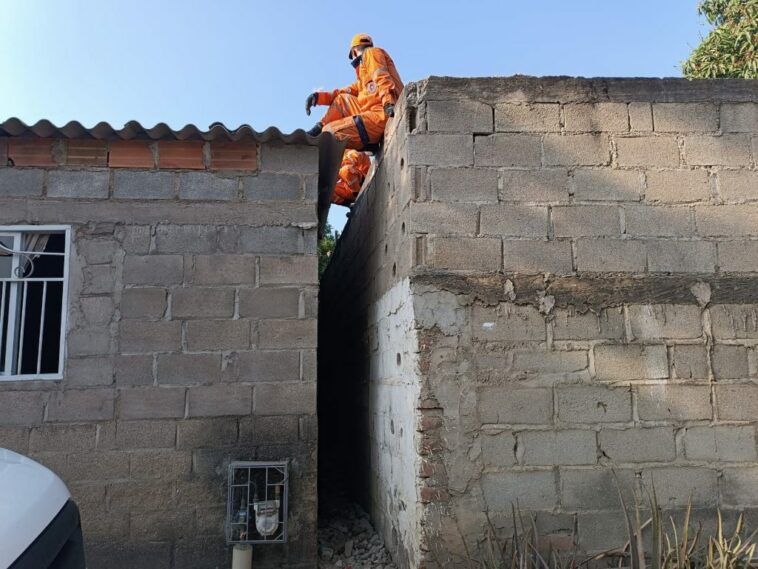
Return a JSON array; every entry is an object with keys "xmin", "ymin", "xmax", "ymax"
[
  {"xmin": 512, "ymin": 350, "xmax": 588, "ymax": 374},
  {"xmin": 107, "ymin": 480, "xmax": 175, "ymax": 512},
  {"xmin": 575, "ymin": 239, "xmax": 646, "ymax": 272},
  {"xmin": 683, "ymin": 426, "xmax": 756, "ymax": 462},
  {"xmin": 653, "ymin": 103, "xmax": 718, "ymax": 132},
  {"xmin": 77, "ymin": 239, "xmax": 118, "ymax": 266},
  {"xmin": 501, "ymin": 169, "xmax": 569, "ymax": 203},
  {"xmin": 561, "ymin": 468, "xmax": 627, "ymax": 509},
  {"xmin": 67, "ymin": 327, "xmax": 112, "ymax": 356},
  {"xmin": 63, "ymin": 451, "xmax": 130, "ymax": 481},
  {"xmin": 721, "ymin": 467, "xmax": 758, "ymax": 506},
  {"xmin": 429, "ymin": 167, "xmax": 498, "ymax": 203},
  {"xmin": 301, "ymin": 349, "xmax": 316, "ymax": 381},
  {"xmin": 543, "ymin": 134, "xmax": 610, "ymax": 166},
  {"xmin": 118, "ymin": 387, "xmax": 185, "ymax": 419},
  {"xmin": 239, "ymin": 287, "xmax": 300, "ymax": 319},
  {"xmin": 47, "ymin": 389, "xmax": 115, "ymax": 422},
  {"xmin": 429, "ymin": 237, "xmax": 501, "ymax": 271},
  {"xmin": 410, "ymin": 202, "xmax": 478, "ymax": 235},
  {"xmin": 239, "ymin": 415, "xmax": 299, "ymax": 444},
  {"xmin": 172, "ymin": 287, "xmax": 234, "ymax": 319},
  {"xmin": 481, "ymin": 431, "xmax": 516, "ymax": 467},
  {"xmin": 119, "ymin": 225, "xmax": 151, "ymax": 254},
  {"xmin": 120, "ymin": 288, "xmax": 167, "ymax": 320},
  {"xmin": 572, "ymin": 169, "xmax": 641, "ymax": 202},
  {"xmin": 232, "ymin": 350, "xmax": 300, "ymax": 382},
  {"xmin": 721, "ymin": 103, "xmax": 758, "ymax": 132},
  {"xmin": 473, "ymin": 304, "xmax": 545, "ymax": 342},
  {"xmin": 30, "ymin": 424, "xmax": 96, "ymax": 453},
  {"xmin": 154, "ymin": 225, "xmax": 217, "ymax": 254},
  {"xmin": 427, "ymin": 99, "xmax": 493, "ymax": 133},
  {"xmin": 123, "ymin": 255, "xmax": 183, "ymax": 286},
  {"xmin": 80, "ymin": 296, "xmax": 116, "ymax": 326},
  {"xmin": 672, "ymin": 345, "xmax": 709, "ymax": 379},
  {"xmin": 0, "ymin": 168, "xmax": 44, "ymax": 197},
  {"xmin": 157, "ymin": 353, "xmax": 222, "ymax": 385},
  {"xmin": 480, "ymin": 205, "xmax": 548, "ymax": 237},
  {"xmin": 594, "ymin": 344, "xmax": 668, "ymax": 380},
  {"xmin": 254, "ymin": 383, "xmax": 316, "ymax": 415},
  {"xmin": 113, "ymin": 356, "xmax": 153, "ymax": 389},
  {"xmin": 686, "ymin": 135, "xmax": 752, "ymax": 166},
  {"xmin": 48, "ymin": 170, "xmax": 109, "ymax": 199},
  {"xmin": 637, "ymin": 385, "xmax": 711, "ymax": 420},
  {"xmin": 0, "ymin": 391, "xmax": 46, "ymax": 426},
  {"xmin": 645, "ymin": 170, "xmax": 710, "ymax": 203},
  {"xmin": 192, "ymin": 255, "xmax": 256, "ymax": 285},
  {"xmin": 616, "ymin": 137, "xmax": 680, "ymax": 167},
  {"xmin": 187, "ymin": 384, "xmax": 252, "ymax": 417},
  {"xmin": 259, "ymin": 255, "xmax": 318, "ymax": 285},
  {"xmin": 629, "ymin": 102, "xmax": 653, "ymax": 131},
  {"xmin": 710, "ymin": 305, "xmax": 758, "ymax": 339},
  {"xmin": 599, "ymin": 427, "xmax": 675, "ymax": 462},
  {"xmin": 647, "ymin": 240, "xmax": 716, "ymax": 273},
  {"xmin": 564, "ymin": 103, "xmax": 628, "ymax": 132},
  {"xmin": 130, "ymin": 449, "xmax": 192, "ymax": 480},
  {"xmin": 715, "ymin": 385, "xmax": 758, "ymax": 420},
  {"xmin": 0, "ymin": 427, "xmax": 30, "ymax": 454},
  {"xmin": 66, "ymin": 357, "xmax": 115, "ymax": 387},
  {"xmin": 178, "ymin": 172, "xmax": 237, "ymax": 200},
  {"xmin": 503, "ymin": 240, "xmax": 573, "ymax": 274},
  {"xmin": 474, "ymin": 134, "xmax": 541, "ymax": 167},
  {"xmin": 478, "ymin": 387, "xmax": 552, "ymax": 424},
  {"xmin": 242, "ymin": 172, "xmax": 301, "ymax": 201},
  {"xmin": 552, "ymin": 205, "xmax": 619, "ymax": 237},
  {"xmin": 520, "ymin": 430, "xmax": 597, "ymax": 465},
  {"xmin": 81, "ymin": 265, "xmax": 117, "ymax": 295},
  {"xmin": 115, "ymin": 420, "xmax": 176, "ymax": 449},
  {"xmin": 237, "ymin": 226, "xmax": 310, "ymax": 254},
  {"xmin": 119, "ymin": 320, "xmax": 181, "ymax": 353},
  {"xmin": 624, "ymin": 206, "xmax": 692, "ymax": 237},
  {"xmin": 260, "ymin": 143, "xmax": 318, "ymax": 174},
  {"xmin": 556, "ymin": 386, "xmax": 632, "ymax": 423},
  {"xmin": 696, "ymin": 206, "xmax": 758, "ymax": 237},
  {"xmin": 176, "ymin": 418, "xmax": 238, "ymax": 449},
  {"xmin": 186, "ymin": 320, "xmax": 251, "ymax": 351},
  {"xmin": 718, "ymin": 241, "xmax": 758, "ymax": 272},
  {"xmin": 629, "ymin": 304, "xmax": 702, "ymax": 340},
  {"xmin": 258, "ymin": 318, "xmax": 316, "ymax": 349},
  {"xmin": 482, "ymin": 470, "xmax": 557, "ymax": 510},
  {"xmin": 577, "ymin": 512, "xmax": 630, "ymax": 552},
  {"xmin": 495, "ymin": 103, "xmax": 560, "ymax": 132},
  {"xmin": 641, "ymin": 466, "xmax": 718, "ymax": 508},
  {"xmin": 553, "ymin": 308, "xmax": 624, "ymax": 340},
  {"xmin": 408, "ymin": 133, "xmax": 473, "ymax": 166},
  {"xmin": 712, "ymin": 344, "xmax": 749, "ymax": 378},
  {"xmin": 718, "ymin": 170, "xmax": 758, "ymax": 203},
  {"xmin": 113, "ymin": 171, "xmax": 175, "ymax": 199}
]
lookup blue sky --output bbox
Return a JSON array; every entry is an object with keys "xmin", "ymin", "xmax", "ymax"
[{"xmin": 0, "ymin": 0, "xmax": 708, "ymax": 231}]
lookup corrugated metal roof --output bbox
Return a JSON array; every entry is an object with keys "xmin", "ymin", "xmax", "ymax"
[{"xmin": 0, "ymin": 117, "xmax": 319, "ymax": 145}]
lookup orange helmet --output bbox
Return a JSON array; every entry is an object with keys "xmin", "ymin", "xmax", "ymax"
[{"xmin": 348, "ymin": 33, "xmax": 373, "ymax": 59}]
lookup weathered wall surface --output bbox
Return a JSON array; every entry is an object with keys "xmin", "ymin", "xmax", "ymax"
[
  {"xmin": 321, "ymin": 76, "xmax": 758, "ymax": 568},
  {"xmin": 0, "ymin": 136, "xmax": 320, "ymax": 569}
]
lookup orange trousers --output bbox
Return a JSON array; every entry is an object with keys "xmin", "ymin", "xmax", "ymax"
[
  {"xmin": 322, "ymin": 93, "xmax": 382, "ymax": 206},
  {"xmin": 333, "ymin": 149, "xmax": 371, "ymax": 206},
  {"xmin": 321, "ymin": 93, "xmax": 387, "ymax": 149}
]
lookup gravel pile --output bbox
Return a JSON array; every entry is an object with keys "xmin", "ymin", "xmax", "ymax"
[{"xmin": 318, "ymin": 502, "xmax": 398, "ymax": 569}]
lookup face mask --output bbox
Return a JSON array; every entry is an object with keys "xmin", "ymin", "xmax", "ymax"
[{"xmin": 351, "ymin": 54, "xmax": 363, "ymax": 68}]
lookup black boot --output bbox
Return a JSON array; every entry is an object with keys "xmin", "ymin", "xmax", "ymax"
[{"xmin": 306, "ymin": 122, "xmax": 323, "ymax": 137}]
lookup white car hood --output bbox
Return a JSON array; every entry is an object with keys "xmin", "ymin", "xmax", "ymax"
[{"xmin": 0, "ymin": 448, "xmax": 70, "ymax": 568}]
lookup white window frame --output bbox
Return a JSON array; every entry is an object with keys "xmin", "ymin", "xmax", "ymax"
[{"xmin": 0, "ymin": 225, "xmax": 71, "ymax": 381}]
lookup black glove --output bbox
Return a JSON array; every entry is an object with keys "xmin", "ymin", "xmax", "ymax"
[
  {"xmin": 384, "ymin": 103, "xmax": 395, "ymax": 118},
  {"xmin": 305, "ymin": 93, "xmax": 318, "ymax": 116}
]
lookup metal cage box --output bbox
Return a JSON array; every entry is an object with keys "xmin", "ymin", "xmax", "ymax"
[{"xmin": 226, "ymin": 460, "xmax": 289, "ymax": 544}]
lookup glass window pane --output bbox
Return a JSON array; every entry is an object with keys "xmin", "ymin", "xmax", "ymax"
[{"xmin": 0, "ymin": 236, "xmax": 15, "ymax": 278}]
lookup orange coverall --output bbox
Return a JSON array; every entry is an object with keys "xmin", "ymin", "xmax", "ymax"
[{"xmin": 317, "ymin": 47, "xmax": 403, "ymax": 205}]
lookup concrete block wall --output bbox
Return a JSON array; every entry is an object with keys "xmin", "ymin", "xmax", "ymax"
[
  {"xmin": 0, "ymin": 137, "xmax": 320, "ymax": 569},
  {"xmin": 322, "ymin": 76, "xmax": 758, "ymax": 569}
]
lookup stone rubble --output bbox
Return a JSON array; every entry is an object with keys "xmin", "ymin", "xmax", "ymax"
[{"xmin": 318, "ymin": 502, "xmax": 398, "ymax": 569}]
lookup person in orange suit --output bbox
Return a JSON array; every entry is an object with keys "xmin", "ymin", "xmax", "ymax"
[{"xmin": 305, "ymin": 34, "xmax": 403, "ymax": 206}]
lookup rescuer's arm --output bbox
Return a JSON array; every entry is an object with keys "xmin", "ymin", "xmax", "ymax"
[{"xmin": 365, "ymin": 49, "xmax": 400, "ymax": 114}]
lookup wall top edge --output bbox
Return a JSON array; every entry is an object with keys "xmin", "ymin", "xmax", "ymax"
[{"xmin": 410, "ymin": 75, "xmax": 758, "ymax": 104}]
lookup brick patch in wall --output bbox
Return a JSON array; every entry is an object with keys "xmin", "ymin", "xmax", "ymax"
[
  {"xmin": 65, "ymin": 140, "xmax": 108, "ymax": 166},
  {"xmin": 108, "ymin": 140, "xmax": 155, "ymax": 168},
  {"xmin": 8, "ymin": 138, "xmax": 56, "ymax": 166},
  {"xmin": 158, "ymin": 141, "xmax": 204, "ymax": 169},
  {"xmin": 210, "ymin": 142, "xmax": 258, "ymax": 171}
]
